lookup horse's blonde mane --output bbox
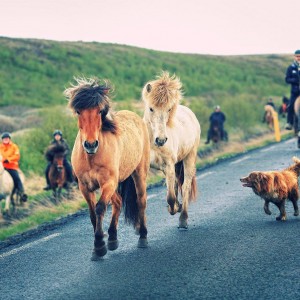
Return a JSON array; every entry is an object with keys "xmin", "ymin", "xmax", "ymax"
[
  {"xmin": 143, "ymin": 71, "xmax": 182, "ymax": 108},
  {"xmin": 143, "ymin": 71, "xmax": 183, "ymax": 127}
]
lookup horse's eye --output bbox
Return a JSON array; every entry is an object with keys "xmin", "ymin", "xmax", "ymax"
[
  {"xmin": 99, "ymin": 110, "xmax": 102, "ymax": 115},
  {"xmin": 168, "ymin": 108, "xmax": 172, "ymax": 112},
  {"xmin": 150, "ymin": 108, "xmax": 154, "ymax": 112},
  {"xmin": 76, "ymin": 110, "xmax": 80, "ymax": 115}
]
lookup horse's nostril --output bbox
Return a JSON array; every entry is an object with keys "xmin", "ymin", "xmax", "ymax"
[
  {"xmin": 155, "ymin": 137, "xmax": 167, "ymax": 146},
  {"xmin": 84, "ymin": 140, "xmax": 99, "ymax": 149}
]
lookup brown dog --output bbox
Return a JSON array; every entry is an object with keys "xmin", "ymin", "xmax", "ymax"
[{"xmin": 240, "ymin": 157, "xmax": 300, "ymax": 221}]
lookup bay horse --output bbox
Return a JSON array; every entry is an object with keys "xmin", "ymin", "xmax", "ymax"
[
  {"xmin": 45, "ymin": 144, "xmax": 68, "ymax": 201},
  {"xmin": 0, "ymin": 154, "xmax": 25, "ymax": 216},
  {"xmin": 142, "ymin": 71, "xmax": 201, "ymax": 229},
  {"xmin": 64, "ymin": 77, "xmax": 150, "ymax": 260},
  {"xmin": 210, "ymin": 121, "xmax": 222, "ymax": 144}
]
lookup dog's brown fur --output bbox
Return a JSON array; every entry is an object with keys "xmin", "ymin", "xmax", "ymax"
[{"xmin": 240, "ymin": 157, "xmax": 300, "ymax": 221}]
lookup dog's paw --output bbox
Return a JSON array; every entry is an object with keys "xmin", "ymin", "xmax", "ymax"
[
  {"xmin": 276, "ymin": 215, "xmax": 287, "ymax": 221},
  {"xmin": 264, "ymin": 206, "xmax": 272, "ymax": 215}
]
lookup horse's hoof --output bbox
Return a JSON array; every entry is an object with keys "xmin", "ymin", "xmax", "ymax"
[
  {"xmin": 294, "ymin": 210, "xmax": 299, "ymax": 216},
  {"xmin": 107, "ymin": 239, "xmax": 119, "ymax": 251},
  {"xmin": 138, "ymin": 238, "xmax": 148, "ymax": 248},
  {"xmin": 91, "ymin": 245, "xmax": 107, "ymax": 260},
  {"xmin": 168, "ymin": 205, "xmax": 178, "ymax": 215},
  {"xmin": 178, "ymin": 219, "xmax": 188, "ymax": 229}
]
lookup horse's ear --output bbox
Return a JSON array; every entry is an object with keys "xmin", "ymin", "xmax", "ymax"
[
  {"xmin": 103, "ymin": 88, "xmax": 110, "ymax": 95},
  {"xmin": 146, "ymin": 84, "xmax": 152, "ymax": 93}
]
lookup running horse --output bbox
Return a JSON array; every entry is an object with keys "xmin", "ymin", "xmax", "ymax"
[
  {"xmin": 45, "ymin": 144, "xmax": 68, "ymax": 201},
  {"xmin": 64, "ymin": 77, "xmax": 150, "ymax": 260},
  {"xmin": 142, "ymin": 71, "xmax": 201, "ymax": 229}
]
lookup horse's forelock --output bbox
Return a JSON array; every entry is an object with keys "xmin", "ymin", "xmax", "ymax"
[
  {"xmin": 65, "ymin": 77, "xmax": 111, "ymax": 111},
  {"xmin": 144, "ymin": 72, "xmax": 182, "ymax": 109}
]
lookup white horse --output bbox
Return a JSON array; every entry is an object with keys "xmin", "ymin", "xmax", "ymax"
[
  {"xmin": 0, "ymin": 154, "xmax": 26, "ymax": 216},
  {"xmin": 0, "ymin": 154, "xmax": 14, "ymax": 216},
  {"xmin": 142, "ymin": 71, "xmax": 201, "ymax": 228}
]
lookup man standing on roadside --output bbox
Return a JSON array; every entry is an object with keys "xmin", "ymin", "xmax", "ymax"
[{"xmin": 285, "ymin": 50, "xmax": 300, "ymax": 130}]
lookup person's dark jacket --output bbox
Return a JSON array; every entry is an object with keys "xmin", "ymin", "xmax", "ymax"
[
  {"xmin": 50, "ymin": 139, "xmax": 70, "ymax": 153},
  {"xmin": 209, "ymin": 112, "xmax": 226, "ymax": 127},
  {"xmin": 46, "ymin": 139, "xmax": 70, "ymax": 162},
  {"xmin": 285, "ymin": 62, "xmax": 300, "ymax": 96}
]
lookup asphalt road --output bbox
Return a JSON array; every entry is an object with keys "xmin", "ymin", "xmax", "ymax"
[{"xmin": 1, "ymin": 138, "xmax": 300, "ymax": 300}]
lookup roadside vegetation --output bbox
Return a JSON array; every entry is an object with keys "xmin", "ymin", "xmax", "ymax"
[{"xmin": 0, "ymin": 36, "xmax": 294, "ymax": 241}]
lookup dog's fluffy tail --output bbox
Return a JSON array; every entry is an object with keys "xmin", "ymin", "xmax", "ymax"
[{"xmin": 288, "ymin": 156, "xmax": 300, "ymax": 176}]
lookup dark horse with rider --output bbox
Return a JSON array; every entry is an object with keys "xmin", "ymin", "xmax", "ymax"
[
  {"xmin": 44, "ymin": 130, "xmax": 74, "ymax": 192},
  {"xmin": 205, "ymin": 105, "xmax": 228, "ymax": 144}
]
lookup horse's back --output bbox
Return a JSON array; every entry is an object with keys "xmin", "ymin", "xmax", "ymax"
[
  {"xmin": 0, "ymin": 170, "xmax": 14, "ymax": 194},
  {"xmin": 173, "ymin": 105, "xmax": 201, "ymax": 147},
  {"xmin": 115, "ymin": 110, "xmax": 150, "ymax": 180}
]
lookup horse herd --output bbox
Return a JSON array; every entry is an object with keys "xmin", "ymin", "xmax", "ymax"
[{"xmin": 62, "ymin": 72, "xmax": 200, "ymax": 260}]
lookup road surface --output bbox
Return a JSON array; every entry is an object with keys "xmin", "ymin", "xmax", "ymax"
[{"xmin": 1, "ymin": 138, "xmax": 300, "ymax": 299}]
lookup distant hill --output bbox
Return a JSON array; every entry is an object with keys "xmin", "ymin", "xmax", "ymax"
[{"xmin": 0, "ymin": 36, "xmax": 292, "ymax": 108}]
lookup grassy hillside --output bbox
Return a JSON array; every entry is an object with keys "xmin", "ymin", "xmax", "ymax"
[
  {"xmin": 0, "ymin": 36, "xmax": 291, "ymax": 107},
  {"xmin": 0, "ymin": 36, "xmax": 293, "ymax": 176}
]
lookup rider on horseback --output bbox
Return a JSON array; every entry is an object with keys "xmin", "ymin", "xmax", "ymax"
[
  {"xmin": 0, "ymin": 132, "xmax": 27, "ymax": 202},
  {"xmin": 43, "ymin": 130, "xmax": 74, "ymax": 190},
  {"xmin": 205, "ymin": 105, "xmax": 228, "ymax": 144}
]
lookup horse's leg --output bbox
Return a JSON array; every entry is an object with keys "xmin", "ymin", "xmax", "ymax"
[
  {"xmin": 174, "ymin": 179, "xmax": 182, "ymax": 212},
  {"xmin": 107, "ymin": 192, "xmax": 121, "ymax": 251},
  {"xmin": 179, "ymin": 150, "xmax": 198, "ymax": 229},
  {"xmin": 132, "ymin": 168, "xmax": 148, "ymax": 248},
  {"xmin": 165, "ymin": 163, "xmax": 178, "ymax": 215},
  {"xmin": 4, "ymin": 195, "xmax": 11, "ymax": 215},
  {"xmin": 92, "ymin": 180, "xmax": 116, "ymax": 259},
  {"xmin": 78, "ymin": 182, "xmax": 96, "ymax": 231}
]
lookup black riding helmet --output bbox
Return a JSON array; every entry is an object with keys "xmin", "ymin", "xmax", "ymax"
[
  {"xmin": 53, "ymin": 130, "xmax": 63, "ymax": 137},
  {"xmin": 1, "ymin": 132, "xmax": 11, "ymax": 139}
]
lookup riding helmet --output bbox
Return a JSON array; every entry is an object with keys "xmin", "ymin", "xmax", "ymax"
[
  {"xmin": 53, "ymin": 129, "xmax": 63, "ymax": 137},
  {"xmin": 1, "ymin": 132, "xmax": 11, "ymax": 139}
]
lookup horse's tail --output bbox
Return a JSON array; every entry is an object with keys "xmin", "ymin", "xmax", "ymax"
[
  {"xmin": 175, "ymin": 161, "xmax": 197, "ymax": 202},
  {"xmin": 118, "ymin": 175, "xmax": 138, "ymax": 225}
]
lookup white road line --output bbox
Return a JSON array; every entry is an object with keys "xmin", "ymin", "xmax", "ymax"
[
  {"xmin": 230, "ymin": 156, "xmax": 250, "ymax": 165},
  {"xmin": 196, "ymin": 171, "xmax": 215, "ymax": 179},
  {"xmin": 0, "ymin": 233, "xmax": 61, "ymax": 259},
  {"xmin": 260, "ymin": 145, "xmax": 277, "ymax": 152},
  {"xmin": 148, "ymin": 194, "xmax": 158, "ymax": 200},
  {"xmin": 284, "ymin": 138, "xmax": 295, "ymax": 144}
]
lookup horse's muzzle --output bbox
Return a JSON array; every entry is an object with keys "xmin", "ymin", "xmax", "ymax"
[
  {"xmin": 155, "ymin": 137, "xmax": 168, "ymax": 147},
  {"xmin": 83, "ymin": 140, "xmax": 99, "ymax": 154}
]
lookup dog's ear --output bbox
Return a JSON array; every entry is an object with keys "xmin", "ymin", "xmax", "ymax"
[{"xmin": 257, "ymin": 173, "xmax": 270, "ymax": 193}]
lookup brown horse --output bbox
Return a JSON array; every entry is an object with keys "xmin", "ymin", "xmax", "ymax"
[
  {"xmin": 45, "ymin": 144, "xmax": 68, "ymax": 201},
  {"xmin": 210, "ymin": 122, "xmax": 222, "ymax": 144},
  {"xmin": 263, "ymin": 105, "xmax": 275, "ymax": 130},
  {"xmin": 64, "ymin": 77, "xmax": 150, "ymax": 260}
]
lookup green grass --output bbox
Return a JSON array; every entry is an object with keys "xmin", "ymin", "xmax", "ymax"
[{"xmin": 0, "ymin": 36, "xmax": 291, "ymax": 108}]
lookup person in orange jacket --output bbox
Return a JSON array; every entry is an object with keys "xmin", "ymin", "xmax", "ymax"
[{"xmin": 0, "ymin": 132, "xmax": 27, "ymax": 201}]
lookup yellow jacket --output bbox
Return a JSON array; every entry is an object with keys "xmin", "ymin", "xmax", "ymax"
[{"xmin": 0, "ymin": 141, "xmax": 20, "ymax": 170}]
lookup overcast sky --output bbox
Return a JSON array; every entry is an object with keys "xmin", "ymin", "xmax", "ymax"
[{"xmin": 0, "ymin": 0, "xmax": 299, "ymax": 55}]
